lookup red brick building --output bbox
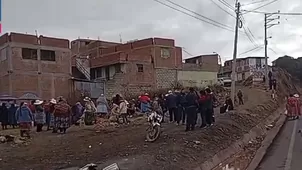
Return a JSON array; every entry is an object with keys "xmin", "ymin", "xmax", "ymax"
[
  {"xmin": 71, "ymin": 38, "xmax": 182, "ymax": 97},
  {"xmin": 0, "ymin": 32, "xmax": 183, "ymax": 100},
  {"xmin": 0, "ymin": 32, "xmax": 71, "ymax": 100}
]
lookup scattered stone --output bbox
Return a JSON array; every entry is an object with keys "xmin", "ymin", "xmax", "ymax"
[{"xmin": 194, "ymin": 140, "xmax": 201, "ymax": 144}]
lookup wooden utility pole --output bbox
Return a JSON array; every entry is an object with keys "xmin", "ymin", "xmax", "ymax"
[
  {"xmin": 231, "ymin": 1, "xmax": 240, "ymax": 103},
  {"xmin": 264, "ymin": 12, "xmax": 280, "ymax": 86}
]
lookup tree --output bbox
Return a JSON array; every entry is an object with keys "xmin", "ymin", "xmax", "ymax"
[{"xmin": 275, "ymin": 55, "xmax": 302, "ymax": 81}]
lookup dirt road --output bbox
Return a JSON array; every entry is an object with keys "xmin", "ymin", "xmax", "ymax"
[{"xmin": 0, "ymin": 86, "xmax": 279, "ymax": 170}]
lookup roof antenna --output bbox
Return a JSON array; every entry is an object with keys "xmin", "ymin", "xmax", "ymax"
[{"xmin": 119, "ymin": 34, "xmax": 122, "ymax": 43}]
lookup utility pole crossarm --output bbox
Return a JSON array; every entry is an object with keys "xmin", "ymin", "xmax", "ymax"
[{"xmin": 264, "ymin": 11, "xmax": 280, "ymax": 88}]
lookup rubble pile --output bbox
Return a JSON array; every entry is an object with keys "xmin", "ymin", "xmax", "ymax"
[{"xmin": 0, "ymin": 135, "xmax": 28, "ymax": 145}]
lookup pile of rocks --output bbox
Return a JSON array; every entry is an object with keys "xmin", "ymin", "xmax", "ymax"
[{"xmin": 0, "ymin": 135, "xmax": 27, "ymax": 144}]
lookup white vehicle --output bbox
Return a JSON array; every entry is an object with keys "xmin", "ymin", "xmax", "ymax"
[{"xmin": 218, "ymin": 77, "xmax": 232, "ymax": 87}]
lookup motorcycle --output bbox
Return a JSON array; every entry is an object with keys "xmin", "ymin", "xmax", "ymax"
[{"xmin": 146, "ymin": 110, "xmax": 163, "ymax": 142}]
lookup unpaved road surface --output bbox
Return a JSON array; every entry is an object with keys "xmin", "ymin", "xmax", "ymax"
[
  {"xmin": 0, "ymin": 87, "xmax": 280, "ymax": 170},
  {"xmin": 257, "ymin": 118, "xmax": 302, "ymax": 170}
]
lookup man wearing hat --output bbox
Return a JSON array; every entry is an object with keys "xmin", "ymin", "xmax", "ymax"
[{"xmin": 34, "ymin": 100, "xmax": 46, "ymax": 132}]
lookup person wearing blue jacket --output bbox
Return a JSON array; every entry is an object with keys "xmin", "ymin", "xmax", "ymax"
[{"xmin": 15, "ymin": 102, "xmax": 33, "ymax": 138}]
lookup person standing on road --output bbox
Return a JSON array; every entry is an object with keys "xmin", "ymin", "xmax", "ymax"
[
  {"xmin": 166, "ymin": 90, "xmax": 177, "ymax": 124},
  {"xmin": 83, "ymin": 97, "xmax": 97, "ymax": 125},
  {"xmin": 184, "ymin": 87, "xmax": 198, "ymax": 131},
  {"xmin": 198, "ymin": 90, "xmax": 207, "ymax": 128},
  {"xmin": 205, "ymin": 88, "xmax": 215, "ymax": 126},
  {"xmin": 0, "ymin": 103, "xmax": 9, "ymax": 130},
  {"xmin": 53, "ymin": 97, "xmax": 71, "ymax": 134},
  {"xmin": 237, "ymin": 89, "xmax": 244, "ymax": 105},
  {"xmin": 8, "ymin": 103, "xmax": 18, "ymax": 128},
  {"xmin": 34, "ymin": 100, "xmax": 46, "ymax": 132},
  {"xmin": 15, "ymin": 102, "xmax": 33, "ymax": 138},
  {"xmin": 139, "ymin": 93, "xmax": 151, "ymax": 113}
]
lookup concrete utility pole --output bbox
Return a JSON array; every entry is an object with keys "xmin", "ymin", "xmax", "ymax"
[
  {"xmin": 231, "ymin": 1, "xmax": 240, "ymax": 103},
  {"xmin": 264, "ymin": 12, "xmax": 280, "ymax": 86}
]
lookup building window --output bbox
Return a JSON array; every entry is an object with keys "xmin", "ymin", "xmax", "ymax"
[
  {"xmin": 160, "ymin": 48, "xmax": 170, "ymax": 59},
  {"xmin": 137, "ymin": 64, "xmax": 144, "ymax": 72},
  {"xmin": 22, "ymin": 48, "xmax": 38, "ymax": 60},
  {"xmin": 41, "ymin": 50, "xmax": 56, "ymax": 61}
]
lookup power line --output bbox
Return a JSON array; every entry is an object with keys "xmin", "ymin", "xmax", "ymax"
[
  {"xmin": 209, "ymin": 0, "xmax": 236, "ymax": 18},
  {"xmin": 163, "ymin": 0, "xmax": 234, "ymax": 29},
  {"xmin": 239, "ymin": 14, "xmax": 260, "ymax": 48},
  {"xmin": 269, "ymin": 47, "xmax": 278, "ymax": 54},
  {"xmin": 239, "ymin": 45, "xmax": 263, "ymax": 55},
  {"xmin": 242, "ymin": 0, "xmax": 271, "ymax": 6},
  {"xmin": 153, "ymin": 0, "xmax": 235, "ymax": 32},
  {"xmin": 243, "ymin": 0, "xmax": 279, "ymax": 14},
  {"xmin": 182, "ymin": 47, "xmax": 194, "ymax": 56},
  {"xmin": 243, "ymin": 10, "xmax": 302, "ymax": 15},
  {"xmin": 217, "ymin": 0, "xmax": 234, "ymax": 11}
]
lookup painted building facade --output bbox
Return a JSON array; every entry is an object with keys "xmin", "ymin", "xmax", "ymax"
[{"xmin": 221, "ymin": 56, "xmax": 270, "ymax": 81}]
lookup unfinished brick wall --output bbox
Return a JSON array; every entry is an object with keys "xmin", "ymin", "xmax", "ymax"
[
  {"xmin": 155, "ymin": 68, "xmax": 177, "ymax": 89},
  {"xmin": 39, "ymin": 35, "xmax": 69, "ymax": 48}
]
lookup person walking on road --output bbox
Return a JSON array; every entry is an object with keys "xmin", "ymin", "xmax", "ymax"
[
  {"xmin": 286, "ymin": 94, "xmax": 301, "ymax": 120},
  {"xmin": 184, "ymin": 87, "xmax": 198, "ymax": 131}
]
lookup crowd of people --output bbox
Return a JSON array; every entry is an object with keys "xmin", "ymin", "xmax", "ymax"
[
  {"xmin": 137, "ymin": 87, "xmax": 231, "ymax": 131},
  {"xmin": 0, "ymin": 86, "xmax": 241, "ymax": 138}
]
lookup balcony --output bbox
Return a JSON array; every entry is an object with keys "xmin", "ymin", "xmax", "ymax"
[{"xmin": 90, "ymin": 52, "xmax": 127, "ymax": 68}]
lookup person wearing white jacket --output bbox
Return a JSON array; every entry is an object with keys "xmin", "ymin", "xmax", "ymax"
[{"xmin": 118, "ymin": 97, "xmax": 129, "ymax": 124}]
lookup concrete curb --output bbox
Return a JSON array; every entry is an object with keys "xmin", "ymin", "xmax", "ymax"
[
  {"xmin": 194, "ymin": 107, "xmax": 285, "ymax": 170},
  {"xmin": 246, "ymin": 114, "xmax": 287, "ymax": 170}
]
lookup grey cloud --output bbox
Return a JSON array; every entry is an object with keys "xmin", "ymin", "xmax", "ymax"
[{"xmin": 2, "ymin": 0, "xmax": 302, "ymax": 62}]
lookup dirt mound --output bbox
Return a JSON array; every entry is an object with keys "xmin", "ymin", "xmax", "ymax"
[
  {"xmin": 276, "ymin": 68, "xmax": 302, "ymax": 96},
  {"xmin": 243, "ymin": 75, "xmax": 253, "ymax": 86}
]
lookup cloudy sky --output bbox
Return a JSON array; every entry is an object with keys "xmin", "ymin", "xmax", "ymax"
[{"xmin": 2, "ymin": 0, "xmax": 302, "ymax": 63}]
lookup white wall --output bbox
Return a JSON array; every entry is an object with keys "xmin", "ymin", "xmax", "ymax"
[{"xmin": 177, "ymin": 70, "xmax": 218, "ymax": 87}]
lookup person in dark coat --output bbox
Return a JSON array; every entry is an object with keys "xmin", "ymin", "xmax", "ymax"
[
  {"xmin": 8, "ymin": 103, "xmax": 18, "ymax": 128},
  {"xmin": 0, "ymin": 103, "xmax": 9, "ymax": 130},
  {"xmin": 175, "ymin": 89, "xmax": 182, "ymax": 125},
  {"xmin": 179, "ymin": 89, "xmax": 187, "ymax": 125},
  {"xmin": 165, "ymin": 90, "xmax": 177, "ymax": 123},
  {"xmin": 198, "ymin": 90, "xmax": 207, "ymax": 128},
  {"xmin": 205, "ymin": 88, "xmax": 215, "ymax": 126},
  {"xmin": 185, "ymin": 87, "xmax": 198, "ymax": 131},
  {"xmin": 237, "ymin": 89, "xmax": 244, "ymax": 105}
]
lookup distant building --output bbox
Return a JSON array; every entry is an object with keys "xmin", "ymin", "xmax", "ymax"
[
  {"xmin": 220, "ymin": 56, "xmax": 271, "ymax": 81},
  {"xmin": 0, "ymin": 32, "xmax": 71, "ymax": 100},
  {"xmin": 179, "ymin": 54, "xmax": 220, "ymax": 87}
]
